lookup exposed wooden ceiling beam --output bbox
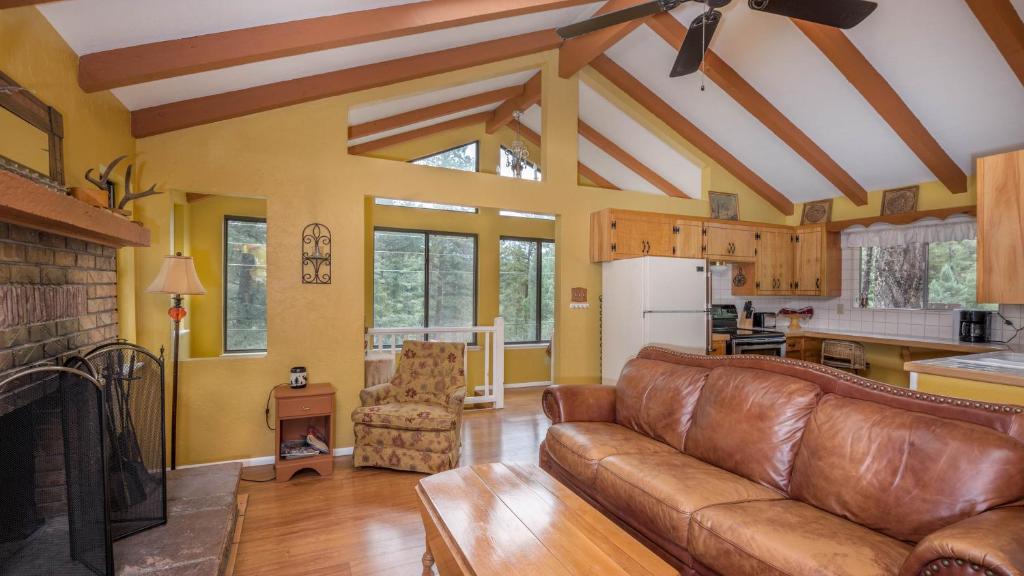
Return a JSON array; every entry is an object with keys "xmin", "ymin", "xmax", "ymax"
[
  {"xmin": 647, "ymin": 14, "xmax": 868, "ymax": 206},
  {"xmin": 0, "ymin": 0, "xmax": 58, "ymax": 7},
  {"xmin": 511, "ymin": 119, "xmax": 619, "ymax": 189},
  {"xmin": 486, "ymin": 72, "xmax": 542, "ymax": 133},
  {"xmin": 131, "ymin": 30, "xmax": 560, "ymax": 138},
  {"xmin": 578, "ymin": 120, "xmax": 687, "ymax": 198},
  {"xmin": 964, "ymin": 0, "xmax": 1024, "ymax": 88},
  {"xmin": 589, "ymin": 55, "xmax": 795, "ymax": 215},
  {"xmin": 77, "ymin": 0, "xmax": 596, "ymax": 92},
  {"xmin": 348, "ymin": 111, "xmax": 492, "ymax": 156},
  {"xmin": 349, "ymin": 86, "xmax": 521, "ymax": 140},
  {"xmin": 558, "ymin": 0, "xmax": 649, "ymax": 79},
  {"xmin": 793, "ymin": 20, "xmax": 968, "ymax": 195}
]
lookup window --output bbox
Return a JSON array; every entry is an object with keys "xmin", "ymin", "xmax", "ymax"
[
  {"xmin": 224, "ymin": 217, "xmax": 267, "ymax": 352},
  {"xmin": 498, "ymin": 146, "xmax": 541, "ymax": 181},
  {"xmin": 859, "ymin": 239, "xmax": 994, "ymax": 310},
  {"xmin": 374, "ymin": 198, "xmax": 477, "ymax": 213},
  {"xmin": 373, "ymin": 229, "xmax": 477, "ymax": 341},
  {"xmin": 499, "ymin": 237, "xmax": 555, "ymax": 343},
  {"xmin": 499, "ymin": 210, "xmax": 555, "ymax": 221},
  {"xmin": 410, "ymin": 141, "xmax": 479, "ymax": 172}
]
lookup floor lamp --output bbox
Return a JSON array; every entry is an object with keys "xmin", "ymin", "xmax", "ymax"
[{"xmin": 147, "ymin": 252, "xmax": 206, "ymax": 470}]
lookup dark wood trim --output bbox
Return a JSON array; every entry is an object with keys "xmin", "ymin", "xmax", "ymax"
[
  {"xmin": 646, "ymin": 14, "xmax": 868, "ymax": 206},
  {"xmin": 348, "ymin": 112, "xmax": 492, "ymax": 156},
  {"xmin": 825, "ymin": 206, "xmax": 976, "ymax": 232},
  {"xmin": 486, "ymin": 72, "xmax": 542, "ymax": 134},
  {"xmin": 964, "ymin": 0, "xmax": 1024, "ymax": 88},
  {"xmin": 131, "ymin": 30, "xmax": 560, "ymax": 138},
  {"xmin": 77, "ymin": 0, "xmax": 596, "ymax": 92},
  {"xmin": 0, "ymin": 71, "xmax": 64, "ymax": 184},
  {"xmin": 590, "ymin": 55, "xmax": 794, "ymax": 215},
  {"xmin": 792, "ymin": 20, "xmax": 968, "ymax": 195},
  {"xmin": 577, "ymin": 120, "xmax": 687, "ymax": 198}
]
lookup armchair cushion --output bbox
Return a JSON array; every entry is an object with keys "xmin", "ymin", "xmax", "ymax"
[
  {"xmin": 352, "ymin": 402, "xmax": 456, "ymax": 432},
  {"xmin": 391, "ymin": 340, "xmax": 466, "ymax": 405},
  {"xmin": 899, "ymin": 505, "xmax": 1024, "ymax": 576}
]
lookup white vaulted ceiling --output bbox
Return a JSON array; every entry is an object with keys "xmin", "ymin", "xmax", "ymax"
[{"xmin": 32, "ymin": 0, "xmax": 1024, "ymax": 207}]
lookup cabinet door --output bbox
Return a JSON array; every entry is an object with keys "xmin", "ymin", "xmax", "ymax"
[
  {"xmin": 610, "ymin": 214, "xmax": 674, "ymax": 258},
  {"xmin": 705, "ymin": 223, "xmax": 756, "ymax": 261},
  {"xmin": 756, "ymin": 229, "xmax": 793, "ymax": 293},
  {"xmin": 674, "ymin": 220, "xmax": 703, "ymax": 258},
  {"xmin": 795, "ymin": 228, "xmax": 823, "ymax": 294},
  {"xmin": 978, "ymin": 150, "xmax": 1024, "ymax": 303}
]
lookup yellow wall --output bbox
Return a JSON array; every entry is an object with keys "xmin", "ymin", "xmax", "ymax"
[
  {"xmin": 368, "ymin": 202, "xmax": 556, "ymax": 385},
  {"xmin": 915, "ymin": 373, "xmax": 1024, "ymax": 405},
  {"xmin": 184, "ymin": 195, "xmax": 267, "ymax": 358},
  {"xmin": 0, "ymin": 6, "xmax": 138, "ymax": 340}
]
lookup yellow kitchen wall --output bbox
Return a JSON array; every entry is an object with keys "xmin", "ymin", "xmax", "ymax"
[
  {"xmin": 0, "ymin": 6, "xmax": 138, "ymax": 340},
  {"xmin": 130, "ymin": 49, "xmax": 793, "ymax": 465},
  {"xmin": 915, "ymin": 373, "xmax": 1024, "ymax": 405},
  {"xmin": 367, "ymin": 202, "xmax": 556, "ymax": 386},
  {"xmin": 184, "ymin": 195, "xmax": 268, "ymax": 358}
]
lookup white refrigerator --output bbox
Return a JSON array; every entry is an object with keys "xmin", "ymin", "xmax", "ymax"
[{"xmin": 601, "ymin": 257, "xmax": 710, "ymax": 385}]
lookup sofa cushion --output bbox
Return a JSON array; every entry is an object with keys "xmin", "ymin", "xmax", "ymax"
[
  {"xmin": 594, "ymin": 453, "xmax": 783, "ymax": 547},
  {"xmin": 616, "ymin": 359, "xmax": 710, "ymax": 451},
  {"xmin": 690, "ymin": 500, "xmax": 912, "ymax": 576},
  {"xmin": 545, "ymin": 422, "xmax": 676, "ymax": 486},
  {"xmin": 790, "ymin": 394, "xmax": 1024, "ymax": 542},
  {"xmin": 351, "ymin": 402, "xmax": 455, "ymax": 431},
  {"xmin": 684, "ymin": 366, "xmax": 821, "ymax": 492}
]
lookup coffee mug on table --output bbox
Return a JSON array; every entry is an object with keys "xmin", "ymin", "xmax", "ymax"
[{"xmin": 290, "ymin": 366, "xmax": 308, "ymax": 389}]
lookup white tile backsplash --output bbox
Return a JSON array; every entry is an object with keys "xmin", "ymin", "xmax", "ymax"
[{"xmin": 710, "ymin": 249, "xmax": 1024, "ymax": 351}]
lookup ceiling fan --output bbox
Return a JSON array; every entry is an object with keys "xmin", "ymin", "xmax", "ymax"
[{"xmin": 557, "ymin": 0, "xmax": 878, "ymax": 78}]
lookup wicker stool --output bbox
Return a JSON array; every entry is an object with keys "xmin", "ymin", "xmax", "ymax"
[{"xmin": 821, "ymin": 339, "xmax": 868, "ymax": 374}]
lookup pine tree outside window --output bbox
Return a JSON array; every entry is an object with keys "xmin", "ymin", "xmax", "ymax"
[
  {"xmin": 373, "ymin": 228, "xmax": 477, "ymax": 343},
  {"xmin": 499, "ymin": 237, "xmax": 555, "ymax": 343},
  {"xmin": 859, "ymin": 239, "xmax": 994, "ymax": 310},
  {"xmin": 224, "ymin": 216, "xmax": 268, "ymax": 352},
  {"xmin": 410, "ymin": 141, "xmax": 479, "ymax": 172}
]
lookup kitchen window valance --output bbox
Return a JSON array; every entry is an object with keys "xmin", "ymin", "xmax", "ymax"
[{"xmin": 840, "ymin": 214, "xmax": 976, "ymax": 249}]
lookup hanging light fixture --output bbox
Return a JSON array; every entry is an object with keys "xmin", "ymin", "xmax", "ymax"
[{"xmin": 505, "ymin": 111, "xmax": 530, "ymax": 179}]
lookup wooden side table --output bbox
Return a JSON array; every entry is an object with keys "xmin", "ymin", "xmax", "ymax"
[{"xmin": 273, "ymin": 383, "xmax": 335, "ymax": 482}]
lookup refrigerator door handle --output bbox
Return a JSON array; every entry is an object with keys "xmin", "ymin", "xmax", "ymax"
[{"xmin": 643, "ymin": 309, "xmax": 708, "ymax": 315}]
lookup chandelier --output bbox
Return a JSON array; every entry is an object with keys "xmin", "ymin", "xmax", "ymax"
[{"xmin": 505, "ymin": 111, "xmax": 530, "ymax": 179}]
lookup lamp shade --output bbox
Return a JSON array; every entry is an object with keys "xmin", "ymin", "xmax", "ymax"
[{"xmin": 147, "ymin": 254, "xmax": 206, "ymax": 296}]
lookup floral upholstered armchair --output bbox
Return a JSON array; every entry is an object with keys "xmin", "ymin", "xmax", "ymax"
[{"xmin": 351, "ymin": 340, "xmax": 467, "ymax": 474}]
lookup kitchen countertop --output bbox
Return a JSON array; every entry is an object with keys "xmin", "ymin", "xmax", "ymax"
[
  {"xmin": 905, "ymin": 351, "xmax": 1024, "ymax": 388},
  {"xmin": 783, "ymin": 328, "xmax": 1006, "ymax": 354}
]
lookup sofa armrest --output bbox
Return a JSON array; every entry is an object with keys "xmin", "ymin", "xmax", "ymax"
[
  {"xmin": 542, "ymin": 385, "xmax": 616, "ymax": 424},
  {"xmin": 899, "ymin": 506, "xmax": 1024, "ymax": 576},
  {"xmin": 359, "ymin": 383, "xmax": 395, "ymax": 407}
]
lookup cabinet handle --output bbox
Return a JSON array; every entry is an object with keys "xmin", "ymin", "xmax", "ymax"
[
  {"xmin": 816, "ymin": 278, "xmax": 821, "ymax": 290},
  {"xmin": 611, "ymin": 243, "xmax": 617, "ymax": 252}
]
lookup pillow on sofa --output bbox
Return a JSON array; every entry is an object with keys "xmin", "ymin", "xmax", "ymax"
[
  {"xmin": 684, "ymin": 366, "xmax": 821, "ymax": 492},
  {"xmin": 790, "ymin": 394, "xmax": 1024, "ymax": 542}
]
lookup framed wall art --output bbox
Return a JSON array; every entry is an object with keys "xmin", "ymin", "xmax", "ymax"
[{"xmin": 708, "ymin": 191, "xmax": 739, "ymax": 221}]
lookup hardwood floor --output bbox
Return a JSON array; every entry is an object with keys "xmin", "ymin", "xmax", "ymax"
[{"xmin": 234, "ymin": 387, "xmax": 550, "ymax": 576}]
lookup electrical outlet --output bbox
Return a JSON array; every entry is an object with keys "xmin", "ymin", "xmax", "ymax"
[{"xmin": 836, "ymin": 302, "xmax": 845, "ymax": 315}]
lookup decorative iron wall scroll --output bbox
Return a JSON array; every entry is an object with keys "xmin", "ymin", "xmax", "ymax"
[{"xmin": 301, "ymin": 223, "xmax": 331, "ymax": 284}]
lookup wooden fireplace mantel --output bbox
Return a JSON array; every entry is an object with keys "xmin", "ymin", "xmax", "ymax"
[{"xmin": 0, "ymin": 169, "xmax": 150, "ymax": 248}]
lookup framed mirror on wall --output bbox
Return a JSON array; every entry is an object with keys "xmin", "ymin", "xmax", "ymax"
[{"xmin": 0, "ymin": 70, "xmax": 64, "ymax": 186}]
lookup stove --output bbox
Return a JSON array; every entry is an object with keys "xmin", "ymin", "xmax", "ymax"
[{"xmin": 712, "ymin": 304, "xmax": 787, "ymax": 356}]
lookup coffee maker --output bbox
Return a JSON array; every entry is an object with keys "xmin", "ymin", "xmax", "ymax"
[{"xmin": 958, "ymin": 310, "xmax": 992, "ymax": 343}]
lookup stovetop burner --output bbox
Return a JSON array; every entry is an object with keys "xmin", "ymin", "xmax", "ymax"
[{"xmin": 713, "ymin": 327, "xmax": 785, "ymax": 338}]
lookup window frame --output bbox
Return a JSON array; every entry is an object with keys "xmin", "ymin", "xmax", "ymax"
[
  {"xmin": 858, "ymin": 239, "xmax": 990, "ymax": 311},
  {"xmin": 499, "ymin": 235, "xmax": 555, "ymax": 345},
  {"xmin": 409, "ymin": 140, "xmax": 480, "ymax": 173},
  {"xmin": 372, "ymin": 227, "xmax": 479, "ymax": 341},
  {"xmin": 223, "ymin": 215, "xmax": 268, "ymax": 354}
]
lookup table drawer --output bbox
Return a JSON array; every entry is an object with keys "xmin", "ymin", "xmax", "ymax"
[{"xmin": 278, "ymin": 394, "xmax": 333, "ymax": 418}]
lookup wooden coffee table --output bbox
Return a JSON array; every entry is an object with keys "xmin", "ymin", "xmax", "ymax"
[{"xmin": 415, "ymin": 463, "xmax": 678, "ymax": 576}]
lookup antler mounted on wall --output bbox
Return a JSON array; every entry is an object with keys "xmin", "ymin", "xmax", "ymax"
[
  {"xmin": 84, "ymin": 155, "xmax": 125, "ymax": 191},
  {"xmin": 118, "ymin": 163, "xmax": 161, "ymax": 210}
]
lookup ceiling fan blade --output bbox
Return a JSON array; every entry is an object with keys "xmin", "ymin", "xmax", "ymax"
[
  {"xmin": 747, "ymin": 0, "xmax": 877, "ymax": 29},
  {"xmin": 556, "ymin": 1, "xmax": 667, "ymax": 39},
  {"xmin": 670, "ymin": 10, "xmax": 721, "ymax": 78}
]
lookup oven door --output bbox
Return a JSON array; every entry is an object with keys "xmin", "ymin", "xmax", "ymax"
[{"xmin": 730, "ymin": 338, "xmax": 786, "ymax": 356}]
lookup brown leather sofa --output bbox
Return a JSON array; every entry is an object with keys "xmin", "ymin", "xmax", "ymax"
[{"xmin": 540, "ymin": 347, "xmax": 1024, "ymax": 576}]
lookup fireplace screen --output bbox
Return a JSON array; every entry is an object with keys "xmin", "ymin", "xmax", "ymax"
[
  {"xmin": 84, "ymin": 342, "xmax": 167, "ymax": 540},
  {"xmin": 0, "ymin": 363, "xmax": 112, "ymax": 576}
]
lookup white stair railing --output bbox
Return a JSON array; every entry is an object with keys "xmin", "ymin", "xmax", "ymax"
[{"xmin": 365, "ymin": 317, "xmax": 505, "ymax": 409}]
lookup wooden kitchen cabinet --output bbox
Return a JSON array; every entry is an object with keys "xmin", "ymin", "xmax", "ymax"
[
  {"xmin": 755, "ymin": 228, "xmax": 793, "ymax": 294},
  {"xmin": 591, "ymin": 209, "xmax": 675, "ymax": 261},
  {"xmin": 792, "ymin": 225, "xmax": 841, "ymax": 297},
  {"xmin": 978, "ymin": 149, "xmax": 1024, "ymax": 303},
  {"xmin": 704, "ymin": 222, "xmax": 757, "ymax": 262},
  {"xmin": 674, "ymin": 219, "xmax": 703, "ymax": 258}
]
